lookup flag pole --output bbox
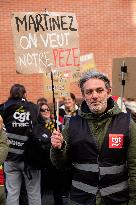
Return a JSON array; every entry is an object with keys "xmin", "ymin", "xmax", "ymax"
[
  {"xmin": 51, "ymin": 71, "xmax": 57, "ymax": 129},
  {"xmin": 120, "ymin": 61, "xmax": 127, "ymax": 111}
]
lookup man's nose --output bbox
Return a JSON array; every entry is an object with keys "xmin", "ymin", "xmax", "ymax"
[{"xmin": 91, "ymin": 90, "xmax": 98, "ymax": 98}]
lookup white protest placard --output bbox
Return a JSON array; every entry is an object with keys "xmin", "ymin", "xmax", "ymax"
[{"xmin": 11, "ymin": 11, "xmax": 80, "ymax": 74}]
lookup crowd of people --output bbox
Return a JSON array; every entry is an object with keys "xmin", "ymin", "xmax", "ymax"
[{"xmin": 0, "ymin": 70, "xmax": 135, "ymax": 205}]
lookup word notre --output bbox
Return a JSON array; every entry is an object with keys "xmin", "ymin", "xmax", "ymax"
[{"xmin": 18, "ymin": 51, "xmax": 52, "ymax": 69}]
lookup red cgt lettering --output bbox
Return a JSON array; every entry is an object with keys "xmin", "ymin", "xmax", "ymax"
[{"xmin": 109, "ymin": 134, "xmax": 124, "ymax": 149}]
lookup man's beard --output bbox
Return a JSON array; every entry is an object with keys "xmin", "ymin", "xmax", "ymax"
[{"xmin": 86, "ymin": 99, "xmax": 107, "ymax": 114}]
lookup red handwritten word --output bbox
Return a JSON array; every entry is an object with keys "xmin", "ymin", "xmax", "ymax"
[{"xmin": 53, "ymin": 48, "xmax": 80, "ymax": 68}]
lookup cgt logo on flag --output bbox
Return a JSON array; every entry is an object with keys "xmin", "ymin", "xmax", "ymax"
[{"xmin": 109, "ymin": 134, "xmax": 124, "ymax": 148}]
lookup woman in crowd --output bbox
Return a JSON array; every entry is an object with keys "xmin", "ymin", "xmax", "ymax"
[
  {"xmin": 37, "ymin": 97, "xmax": 47, "ymax": 105},
  {"xmin": 58, "ymin": 93, "xmax": 79, "ymax": 198},
  {"xmin": 59, "ymin": 93, "xmax": 79, "ymax": 124},
  {"xmin": 39, "ymin": 102, "xmax": 64, "ymax": 205}
]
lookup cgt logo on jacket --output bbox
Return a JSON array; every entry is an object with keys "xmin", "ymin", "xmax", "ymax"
[
  {"xmin": 12, "ymin": 106, "xmax": 30, "ymax": 128},
  {"xmin": 109, "ymin": 134, "xmax": 124, "ymax": 149}
]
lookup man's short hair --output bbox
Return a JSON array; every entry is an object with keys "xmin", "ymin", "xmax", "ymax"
[{"xmin": 78, "ymin": 70, "xmax": 111, "ymax": 94}]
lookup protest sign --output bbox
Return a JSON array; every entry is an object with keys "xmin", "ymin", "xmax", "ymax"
[
  {"xmin": 71, "ymin": 53, "xmax": 96, "ymax": 82},
  {"xmin": 11, "ymin": 11, "xmax": 80, "ymax": 74},
  {"xmin": 43, "ymin": 70, "xmax": 70, "ymax": 99},
  {"xmin": 43, "ymin": 53, "xmax": 95, "ymax": 100}
]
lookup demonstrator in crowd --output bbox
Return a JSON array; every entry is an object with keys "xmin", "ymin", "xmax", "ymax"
[{"xmin": 51, "ymin": 71, "xmax": 136, "ymax": 205}]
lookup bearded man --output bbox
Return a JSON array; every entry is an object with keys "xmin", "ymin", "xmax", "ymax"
[{"xmin": 51, "ymin": 71, "xmax": 136, "ymax": 205}]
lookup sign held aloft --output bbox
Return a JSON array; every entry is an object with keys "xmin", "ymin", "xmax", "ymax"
[{"xmin": 11, "ymin": 11, "xmax": 80, "ymax": 74}]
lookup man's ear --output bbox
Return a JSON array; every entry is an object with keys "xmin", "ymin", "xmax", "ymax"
[
  {"xmin": 107, "ymin": 88, "xmax": 112, "ymax": 98},
  {"xmin": 23, "ymin": 93, "xmax": 27, "ymax": 99},
  {"xmin": 82, "ymin": 92, "xmax": 85, "ymax": 99}
]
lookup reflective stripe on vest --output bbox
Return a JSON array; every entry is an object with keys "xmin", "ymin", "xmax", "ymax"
[
  {"xmin": 73, "ymin": 163, "xmax": 99, "ymax": 172},
  {"xmin": 7, "ymin": 133, "xmax": 28, "ymax": 141},
  {"xmin": 100, "ymin": 180, "xmax": 128, "ymax": 196},
  {"xmin": 7, "ymin": 133, "xmax": 28, "ymax": 155},
  {"xmin": 72, "ymin": 163, "xmax": 127, "ymax": 196},
  {"xmin": 73, "ymin": 163, "xmax": 125, "ymax": 175},
  {"xmin": 72, "ymin": 180, "xmax": 98, "ymax": 195},
  {"xmin": 72, "ymin": 180, "xmax": 128, "ymax": 196},
  {"xmin": 9, "ymin": 148, "xmax": 24, "ymax": 154},
  {"xmin": 100, "ymin": 164, "xmax": 125, "ymax": 175},
  {"xmin": 0, "ymin": 165, "xmax": 4, "ymax": 186}
]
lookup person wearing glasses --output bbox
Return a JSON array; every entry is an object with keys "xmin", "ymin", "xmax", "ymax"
[
  {"xmin": 39, "ymin": 102, "xmax": 64, "ymax": 205},
  {"xmin": 39, "ymin": 103, "xmax": 55, "ymax": 133}
]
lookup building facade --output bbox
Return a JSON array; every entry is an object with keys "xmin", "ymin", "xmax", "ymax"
[{"xmin": 1, "ymin": 0, "xmax": 136, "ymax": 103}]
